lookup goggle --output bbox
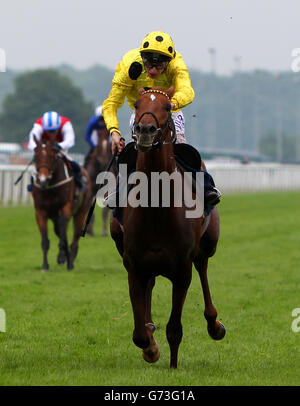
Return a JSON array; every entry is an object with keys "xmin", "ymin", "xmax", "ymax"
[
  {"xmin": 45, "ymin": 129, "xmax": 59, "ymax": 134},
  {"xmin": 142, "ymin": 58, "xmax": 169, "ymax": 70}
]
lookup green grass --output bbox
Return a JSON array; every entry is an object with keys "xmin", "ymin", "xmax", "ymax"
[{"xmin": 0, "ymin": 192, "xmax": 300, "ymax": 386}]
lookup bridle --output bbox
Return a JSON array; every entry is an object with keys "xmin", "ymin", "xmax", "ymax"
[
  {"xmin": 35, "ymin": 144, "xmax": 59, "ymax": 178},
  {"xmin": 132, "ymin": 89, "xmax": 177, "ymax": 148},
  {"xmin": 34, "ymin": 144, "xmax": 73, "ymax": 189}
]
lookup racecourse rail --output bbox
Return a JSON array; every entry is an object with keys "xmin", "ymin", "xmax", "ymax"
[{"xmin": 1, "ymin": 162, "xmax": 300, "ymax": 205}]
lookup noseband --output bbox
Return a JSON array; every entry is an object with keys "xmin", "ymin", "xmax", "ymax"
[{"xmin": 132, "ymin": 90, "xmax": 177, "ymax": 148}]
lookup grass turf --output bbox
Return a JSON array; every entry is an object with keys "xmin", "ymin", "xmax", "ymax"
[{"xmin": 0, "ymin": 191, "xmax": 299, "ymax": 385}]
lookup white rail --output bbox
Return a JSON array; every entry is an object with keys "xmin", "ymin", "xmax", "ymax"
[
  {"xmin": 1, "ymin": 163, "xmax": 300, "ymax": 206},
  {"xmin": 0, "ymin": 165, "xmax": 33, "ymax": 206},
  {"xmin": 206, "ymin": 163, "xmax": 300, "ymax": 193}
]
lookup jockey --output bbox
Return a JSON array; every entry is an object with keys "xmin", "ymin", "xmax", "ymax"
[
  {"xmin": 102, "ymin": 30, "xmax": 221, "ymax": 206},
  {"xmin": 84, "ymin": 105, "xmax": 110, "ymax": 149},
  {"xmin": 28, "ymin": 111, "xmax": 85, "ymax": 190}
]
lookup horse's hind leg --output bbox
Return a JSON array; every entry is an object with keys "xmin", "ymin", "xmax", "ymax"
[
  {"xmin": 35, "ymin": 210, "xmax": 49, "ymax": 271},
  {"xmin": 194, "ymin": 256, "xmax": 226, "ymax": 340},
  {"xmin": 166, "ymin": 273, "xmax": 192, "ymax": 368},
  {"xmin": 194, "ymin": 207, "xmax": 225, "ymax": 340}
]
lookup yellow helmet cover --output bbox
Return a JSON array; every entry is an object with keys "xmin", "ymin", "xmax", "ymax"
[{"xmin": 140, "ymin": 31, "xmax": 176, "ymax": 59}]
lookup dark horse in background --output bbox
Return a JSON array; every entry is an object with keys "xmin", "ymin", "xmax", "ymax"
[
  {"xmin": 84, "ymin": 127, "xmax": 116, "ymax": 236},
  {"xmin": 31, "ymin": 136, "xmax": 92, "ymax": 271},
  {"xmin": 110, "ymin": 87, "xmax": 225, "ymax": 368}
]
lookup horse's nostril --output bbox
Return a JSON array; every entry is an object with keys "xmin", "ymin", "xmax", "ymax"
[
  {"xmin": 149, "ymin": 125, "xmax": 156, "ymax": 134},
  {"xmin": 135, "ymin": 124, "xmax": 141, "ymax": 133}
]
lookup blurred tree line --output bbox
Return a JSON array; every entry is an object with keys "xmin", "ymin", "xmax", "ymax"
[
  {"xmin": 0, "ymin": 69, "xmax": 93, "ymax": 153},
  {"xmin": 1, "ymin": 65, "xmax": 300, "ymax": 161}
]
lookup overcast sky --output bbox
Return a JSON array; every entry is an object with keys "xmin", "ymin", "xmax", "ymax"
[{"xmin": 0, "ymin": 0, "xmax": 299, "ymax": 75}]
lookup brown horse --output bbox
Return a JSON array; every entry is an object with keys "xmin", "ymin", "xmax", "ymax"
[
  {"xmin": 84, "ymin": 127, "xmax": 116, "ymax": 236},
  {"xmin": 32, "ymin": 137, "xmax": 92, "ymax": 271},
  {"xmin": 110, "ymin": 87, "xmax": 225, "ymax": 368}
]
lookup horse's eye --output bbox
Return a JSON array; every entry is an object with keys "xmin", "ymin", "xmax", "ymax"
[
  {"xmin": 166, "ymin": 104, "xmax": 171, "ymax": 112},
  {"xmin": 134, "ymin": 102, "xmax": 138, "ymax": 109}
]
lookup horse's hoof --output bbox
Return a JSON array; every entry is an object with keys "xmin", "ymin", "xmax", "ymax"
[
  {"xmin": 208, "ymin": 320, "xmax": 226, "ymax": 340},
  {"xmin": 101, "ymin": 231, "xmax": 108, "ymax": 237},
  {"xmin": 57, "ymin": 252, "xmax": 66, "ymax": 265},
  {"xmin": 67, "ymin": 264, "xmax": 74, "ymax": 271},
  {"xmin": 41, "ymin": 268, "xmax": 49, "ymax": 273},
  {"xmin": 142, "ymin": 339, "xmax": 160, "ymax": 363}
]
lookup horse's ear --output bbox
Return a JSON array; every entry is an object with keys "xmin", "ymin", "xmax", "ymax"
[{"xmin": 167, "ymin": 86, "xmax": 175, "ymax": 99}]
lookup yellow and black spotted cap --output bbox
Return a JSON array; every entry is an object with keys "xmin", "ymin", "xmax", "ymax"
[{"xmin": 140, "ymin": 31, "xmax": 176, "ymax": 60}]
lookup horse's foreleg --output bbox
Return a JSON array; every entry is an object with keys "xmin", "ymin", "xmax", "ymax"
[
  {"xmin": 101, "ymin": 207, "xmax": 109, "ymax": 237},
  {"xmin": 110, "ymin": 214, "xmax": 124, "ymax": 256},
  {"xmin": 128, "ymin": 272, "xmax": 160, "ymax": 364},
  {"xmin": 194, "ymin": 256, "xmax": 226, "ymax": 340},
  {"xmin": 35, "ymin": 210, "xmax": 49, "ymax": 271},
  {"xmin": 142, "ymin": 276, "xmax": 160, "ymax": 363},
  {"xmin": 166, "ymin": 273, "xmax": 192, "ymax": 368},
  {"xmin": 53, "ymin": 216, "xmax": 66, "ymax": 265}
]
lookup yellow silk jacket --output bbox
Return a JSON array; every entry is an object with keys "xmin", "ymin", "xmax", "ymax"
[{"xmin": 102, "ymin": 48, "xmax": 195, "ymax": 134}]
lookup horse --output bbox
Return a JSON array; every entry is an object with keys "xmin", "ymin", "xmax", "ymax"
[
  {"xmin": 84, "ymin": 127, "xmax": 116, "ymax": 236},
  {"xmin": 31, "ymin": 136, "xmax": 93, "ymax": 271},
  {"xmin": 110, "ymin": 87, "xmax": 225, "ymax": 368}
]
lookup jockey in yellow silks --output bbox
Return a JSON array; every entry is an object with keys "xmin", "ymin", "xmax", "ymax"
[
  {"xmin": 102, "ymin": 31, "xmax": 194, "ymax": 151},
  {"xmin": 102, "ymin": 30, "xmax": 221, "ymax": 206}
]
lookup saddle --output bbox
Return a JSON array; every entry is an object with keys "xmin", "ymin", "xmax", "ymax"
[{"xmin": 117, "ymin": 141, "xmax": 202, "ymax": 174}]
